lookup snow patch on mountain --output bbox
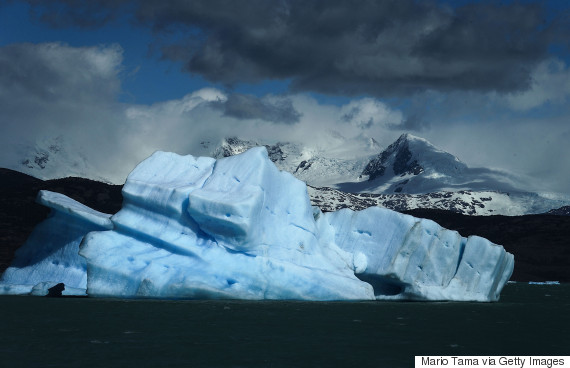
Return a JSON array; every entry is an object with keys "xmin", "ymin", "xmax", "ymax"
[
  {"xmin": 546, "ymin": 206, "xmax": 570, "ymax": 216},
  {"xmin": 308, "ymin": 186, "xmax": 570, "ymax": 216},
  {"xmin": 213, "ymin": 136, "xmax": 379, "ymax": 188},
  {"xmin": 4, "ymin": 136, "xmax": 109, "ymax": 183}
]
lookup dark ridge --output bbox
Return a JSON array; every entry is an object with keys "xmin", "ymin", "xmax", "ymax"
[
  {"xmin": 546, "ymin": 206, "xmax": 570, "ymax": 216},
  {"xmin": 43, "ymin": 176, "xmax": 123, "ymax": 215},
  {"xmin": 0, "ymin": 168, "xmax": 44, "ymax": 190}
]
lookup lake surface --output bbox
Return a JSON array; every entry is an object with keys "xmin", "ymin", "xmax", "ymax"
[{"xmin": 0, "ymin": 283, "xmax": 568, "ymax": 367}]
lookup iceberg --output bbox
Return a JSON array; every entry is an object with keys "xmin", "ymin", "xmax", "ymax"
[
  {"xmin": 0, "ymin": 147, "xmax": 514, "ymax": 301},
  {"xmin": 0, "ymin": 191, "xmax": 112, "ymax": 295},
  {"xmin": 80, "ymin": 148, "xmax": 372, "ymax": 300},
  {"xmin": 315, "ymin": 207, "xmax": 513, "ymax": 301}
]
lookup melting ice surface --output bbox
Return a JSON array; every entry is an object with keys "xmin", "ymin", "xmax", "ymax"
[{"xmin": 0, "ymin": 147, "xmax": 514, "ymax": 301}]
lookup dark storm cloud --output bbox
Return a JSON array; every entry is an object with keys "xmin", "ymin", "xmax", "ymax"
[
  {"xmin": 0, "ymin": 42, "xmax": 121, "ymax": 105},
  {"xmin": 20, "ymin": 0, "xmax": 568, "ymax": 97},
  {"xmin": 211, "ymin": 93, "xmax": 301, "ymax": 124},
  {"xmin": 22, "ymin": 0, "xmax": 130, "ymax": 28}
]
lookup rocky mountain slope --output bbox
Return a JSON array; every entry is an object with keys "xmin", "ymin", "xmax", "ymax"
[{"xmin": 308, "ymin": 186, "xmax": 570, "ymax": 216}]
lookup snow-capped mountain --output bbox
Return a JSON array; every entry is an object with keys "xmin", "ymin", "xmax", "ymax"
[
  {"xmin": 339, "ymin": 133, "xmax": 522, "ymax": 194},
  {"xmin": 212, "ymin": 134, "xmax": 570, "ymax": 216},
  {"xmin": 4, "ymin": 133, "xmax": 569, "ymax": 216},
  {"xmin": 214, "ymin": 134, "xmax": 525, "ymax": 195},
  {"xmin": 4, "ymin": 136, "xmax": 109, "ymax": 183},
  {"xmin": 360, "ymin": 133, "xmax": 466, "ymax": 191}
]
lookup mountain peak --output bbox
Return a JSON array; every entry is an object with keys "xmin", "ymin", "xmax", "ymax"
[
  {"xmin": 395, "ymin": 133, "xmax": 434, "ymax": 147},
  {"xmin": 356, "ymin": 133, "xmax": 473, "ymax": 193},
  {"xmin": 397, "ymin": 133, "xmax": 412, "ymax": 142},
  {"xmin": 212, "ymin": 137, "xmax": 258, "ymax": 159},
  {"xmin": 362, "ymin": 134, "xmax": 426, "ymax": 182}
]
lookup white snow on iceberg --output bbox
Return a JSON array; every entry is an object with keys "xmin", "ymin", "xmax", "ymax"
[{"xmin": 1, "ymin": 147, "xmax": 514, "ymax": 301}]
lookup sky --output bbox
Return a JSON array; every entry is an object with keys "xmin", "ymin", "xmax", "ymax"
[{"xmin": 0, "ymin": 0, "xmax": 569, "ymax": 194}]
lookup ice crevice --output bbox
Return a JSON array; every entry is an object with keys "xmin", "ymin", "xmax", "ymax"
[
  {"xmin": 289, "ymin": 222, "xmax": 316, "ymax": 236},
  {"xmin": 0, "ymin": 147, "xmax": 514, "ymax": 301}
]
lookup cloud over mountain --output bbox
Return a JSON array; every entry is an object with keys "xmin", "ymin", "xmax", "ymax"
[
  {"xmin": 2, "ymin": 1, "xmax": 570, "ymax": 195},
  {"xmin": 210, "ymin": 93, "xmax": 302, "ymax": 125},
  {"xmin": 0, "ymin": 41, "xmax": 404, "ymax": 182}
]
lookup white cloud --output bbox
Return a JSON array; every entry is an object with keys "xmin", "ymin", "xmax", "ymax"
[
  {"xmin": 125, "ymin": 88, "xmax": 227, "ymax": 120},
  {"xmin": 119, "ymin": 92, "xmax": 403, "ymax": 162},
  {"xmin": 505, "ymin": 59, "xmax": 570, "ymax": 111},
  {"xmin": 0, "ymin": 43, "xmax": 126, "ymax": 175},
  {"xmin": 0, "ymin": 42, "xmax": 122, "ymax": 106},
  {"xmin": 340, "ymin": 98, "xmax": 403, "ymax": 129},
  {"xmin": 425, "ymin": 116, "xmax": 570, "ymax": 195}
]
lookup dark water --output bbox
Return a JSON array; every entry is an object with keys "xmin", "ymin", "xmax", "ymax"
[{"xmin": 0, "ymin": 283, "xmax": 568, "ymax": 368}]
